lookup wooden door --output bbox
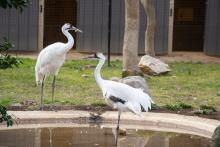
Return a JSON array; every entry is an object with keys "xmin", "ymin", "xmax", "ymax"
[
  {"xmin": 173, "ymin": 0, "xmax": 206, "ymax": 51},
  {"xmin": 44, "ymin": 0, "xmax": 77, "ymax": 48}
]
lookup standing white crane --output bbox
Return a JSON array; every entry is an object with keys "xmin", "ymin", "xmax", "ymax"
[
  {"xmin": 35, "ymin": 23, "xmax": 82, "ymax": 110},
  {"xmin": 86, "ymin": 53, "xmax": 154, "ymax": 145}
]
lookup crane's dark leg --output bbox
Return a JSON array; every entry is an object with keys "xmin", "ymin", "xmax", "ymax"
[
  {"xmin": 52, "ymin": 76, "xmax": 56, "ymax": 102},
  {"xmin": 115, "ymin": 111, "xmax": 121, "ymax": 146},
  {"xmin": 40, "ymin": 76, "xmax": 45, "ymax": 111}
]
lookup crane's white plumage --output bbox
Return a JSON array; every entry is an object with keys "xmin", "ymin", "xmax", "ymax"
[
  {"xmin": 35, "ymin": 23, "xmax": 82, "ymax": 110},
  {"xmin": 93, "ymin": 53, "xmax": 153, "ymax": 115},
  {"xmin": 90, "ymin": 52, "xmax": 154, "ymax": 144},
  {"xmin": 102, "ymin": 80, "xmax": 153, "ymax": 115},
  {"xmin": 35, "ymin": 42, "xmax": 66, "ymax": 84}
]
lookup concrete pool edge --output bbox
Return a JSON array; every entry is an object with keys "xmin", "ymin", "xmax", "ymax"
[{"xmin": 1, "ymin": 111, "xmax": 219, "ymax": 138}]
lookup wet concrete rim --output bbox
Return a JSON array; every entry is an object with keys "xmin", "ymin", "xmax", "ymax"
[{"xmin": 1, "ymin": 111, "xmax": 220, "ymax": 139}]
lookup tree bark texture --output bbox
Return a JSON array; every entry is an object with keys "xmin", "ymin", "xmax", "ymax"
[
  {"xmin": 140, "ymin": 0, "xmax": 156, "ymax": 56},
  {"xmin": 122, "ymin": 0, "xmax": 140, "ymax": 77}
]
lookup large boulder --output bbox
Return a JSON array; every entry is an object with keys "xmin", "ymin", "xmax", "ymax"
[
  {"xmin": 212, "ymin": 125, "xmax": 220, "ymax": 147},
  {"xmin": 119, "ymin": 76, "xmax": 151, "ymax": 95},
  {"xmin": 139, "ymin": 55, "xmax": 171, "ymax": 75}
]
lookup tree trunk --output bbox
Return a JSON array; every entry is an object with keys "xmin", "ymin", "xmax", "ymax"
[
  {"xmin": 122, "ymin": 0, "xmax": 140, "ymax": 77},
  {"xmin": 140, "ymin": 0, "xmax": 156, "ymax": 56}
]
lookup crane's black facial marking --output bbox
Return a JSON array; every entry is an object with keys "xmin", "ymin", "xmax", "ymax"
[
  {"xmin": 65, "ymin": 23, "xmax": 72, "ymax": 30},
  {"xmin": 109, "ymin": 95, "xmax": 126, "ymax": 104}
]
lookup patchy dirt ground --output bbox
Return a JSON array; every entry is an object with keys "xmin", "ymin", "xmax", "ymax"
[
  {"xmin": 158, "ymin": 52, "xmax": 220, "ymax": 64},
  {"xmin": 10, "ymin": 50, "xmax": 220, "ymax": 63}
]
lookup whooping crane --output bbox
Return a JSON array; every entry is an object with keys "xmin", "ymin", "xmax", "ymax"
[
  {"xmin": 86, "ymin": 53, "xmax": 154, "ymax": 145},
  {"xmin": 35, "ymin": 23, "xmax": 82, "ymax": 110}
]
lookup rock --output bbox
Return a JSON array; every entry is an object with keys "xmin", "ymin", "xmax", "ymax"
[
  {"xmin": 119, "ymin": 76, "xmax": 151, "ymax": 95},
  {"xmin": 10, "ymin": 103, "xmax": 23, "ymax": 107},
  {"xmin": 211, "ymin": 125, "xmax": 220, "ymax": 147},
  {"xmin": 21, "ymin": 100, "xmax": 38, "ymax": 106},
  {"xmin": 139, "ymin": 55, "xmax": 171, "ymax": 75},
  {"xmin": 109, "ymin": 77, "xmax": 120, "ymax": 82}
]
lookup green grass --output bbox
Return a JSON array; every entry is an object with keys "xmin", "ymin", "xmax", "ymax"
[
  {"xmin": 164, "ymin": 102, "xmax": 193, "ymax": 111},
  {"xmin": 0, "ymin": 58, "xmax": 220, "ymax": 110}
]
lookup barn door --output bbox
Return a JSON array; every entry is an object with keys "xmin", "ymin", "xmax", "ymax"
[
  {"xmin": 173, "ymin": 0, "xmax": 206, "ymax": 51},
  {"xmin": 44, "ymin": 0, "xmax": 77, "ymax": 48}
]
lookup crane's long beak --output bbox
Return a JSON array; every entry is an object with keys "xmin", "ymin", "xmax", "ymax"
[
  {"xmin": 83, "ymin": 54, "xmax": 99, "ymax": 59},
  {"xmin": 83, "ymin": 54, "xmax": 95, "ymax": 59},
  {"xmin": 71, "ymin": 26, "xmax": 83, "ymax": 33}
]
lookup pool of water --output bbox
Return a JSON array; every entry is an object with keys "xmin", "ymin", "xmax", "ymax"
[{"xmin": 0, "ymin": 126, "xmax": 211, "ymax": 147}]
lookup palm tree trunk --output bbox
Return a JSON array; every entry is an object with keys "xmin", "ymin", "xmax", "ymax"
[{"xmin": 122, "ymin": 0, "xmax": 140, "ymax": 77}]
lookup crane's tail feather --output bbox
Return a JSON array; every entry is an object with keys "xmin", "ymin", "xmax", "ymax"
[
  {"xmin": 126, "ymin": 102, "xmax": 142, "ymax": 116},
  {"xmin": 135, "ymin": 89, "xmax": 154, "ymax": 112}
]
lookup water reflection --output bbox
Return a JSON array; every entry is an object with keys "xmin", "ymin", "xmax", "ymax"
[{"xmin": 0, "ymin": 127, "xmax": 210, "ymax": 147}]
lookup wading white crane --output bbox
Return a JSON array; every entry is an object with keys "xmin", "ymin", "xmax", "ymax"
[
  {"xmin": 86, "ymin": 53, "xmax": 154, "ymax": 145},
  {"xmin": 35, "ymin": 23, "xmax": 82, "ymax": 110}
]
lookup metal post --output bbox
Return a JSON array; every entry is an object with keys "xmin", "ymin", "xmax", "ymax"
[{"xmin": 107, "ymin": 0, "xmax": 112, "ymax": 67}]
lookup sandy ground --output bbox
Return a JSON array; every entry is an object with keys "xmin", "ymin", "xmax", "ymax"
[
  {"xmin": 10, "ymin": 50, "xmax": 220, "ymax": 63},
  {"xmin": 158, "ymin": 52, "xmax": 220, "ymax": 64}
]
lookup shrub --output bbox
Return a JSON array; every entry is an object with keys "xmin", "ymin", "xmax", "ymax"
[
  {"xmin": 151, "ymin": 103, "xmax": 161, "ymax": 110},
  {"xmin": 0, "ymin": 38, "xmax": 22, "ymax": 69},
  {"xmin": 0, "ymin": 0, "xmax": 28, "ymax": 12},
  {"xmin": 200, "ymin": 105, "xmax": 217, "ymax": 112},
  {"xmin": 164, "ymin": 102, "xmax": 193, "ymax": 111},
  {"xmin": 0, "ymin": 105, "xmax": 13, "ymax": 127}
]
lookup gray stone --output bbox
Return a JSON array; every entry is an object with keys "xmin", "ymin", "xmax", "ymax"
[
  {"xmin": 21, "ymin": 100, "xmax": 38, "ymax": 106},
  {"xmin": 109, "ymin": 77, "xmax": 120, "ymax": 82},
  {"xmin": 212, "ymin": 125, "xmax": 220, "ymax": 147},
  {"xmin": 139, "ymin": 55, "xmax": 171, "ymax": 75},
  {"xmin": 10, "ymin": 103, "xmax": 23, "ymax": 107},
  {"xmin": 119, "ymin": 76, "xmax": 151, "ymax": 95}
]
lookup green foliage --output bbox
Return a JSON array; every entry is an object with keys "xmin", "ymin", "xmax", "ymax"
[
  {"xmin": 164, "ymin": 102, "xmax": 193, "ymax": 111},
  {"xmin": 0, "ymin": 105, "xmax": 13, "ymax": 127},
  {"xmin": 179, "ymin": 102, "xmax": 193, "ymax": 109},
  {"xmin": 0, "ymin": 97, "xmax": 12, "ymax": 106},
  {"xmin": 0, "ymin": 59, "xmax": 220, "ymax": 111},
  {"xmin": 200, "ymin": 105, "xmax": 217, "ymax": 112},
  {"xmin": 0, "ymin": 0, "xmax": 28, "ymax": 11},
  {"xmin": 193, "ymin": 105, "xmax": 217, "ymax": 115},
  {"xmin": 0, "ymin": 38, "xmax": 13, "ymax": 53},
  {"xmin": 91, "ymin": 102, "xmax": 107, "ymax": 107},
  {"xmin": 0, "ymin": 38, "xmax": 23, "ymax": 69},
  {"xmin": 217, "ymin": 91, "xmax": 220, "ymax": 96},
  {"xmin": 151, "ymin": 104, "xmax": 161, "ymax": 110},
  {"xmin": 150, "ymin": 62, "xmax": 220, "ymax": 110},
  {"xmin": 164, "ymin": 104, "xmax": 181, "ymax": 111}
]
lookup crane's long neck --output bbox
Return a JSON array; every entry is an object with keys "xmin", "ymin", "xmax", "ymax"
[
  {"xmin": 62, "ymin": 29, "xmax": 74, "ymax": 53},
  {"xmin": 95, "ymin": 58, "xmax": 105, "ymax": 88}
]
